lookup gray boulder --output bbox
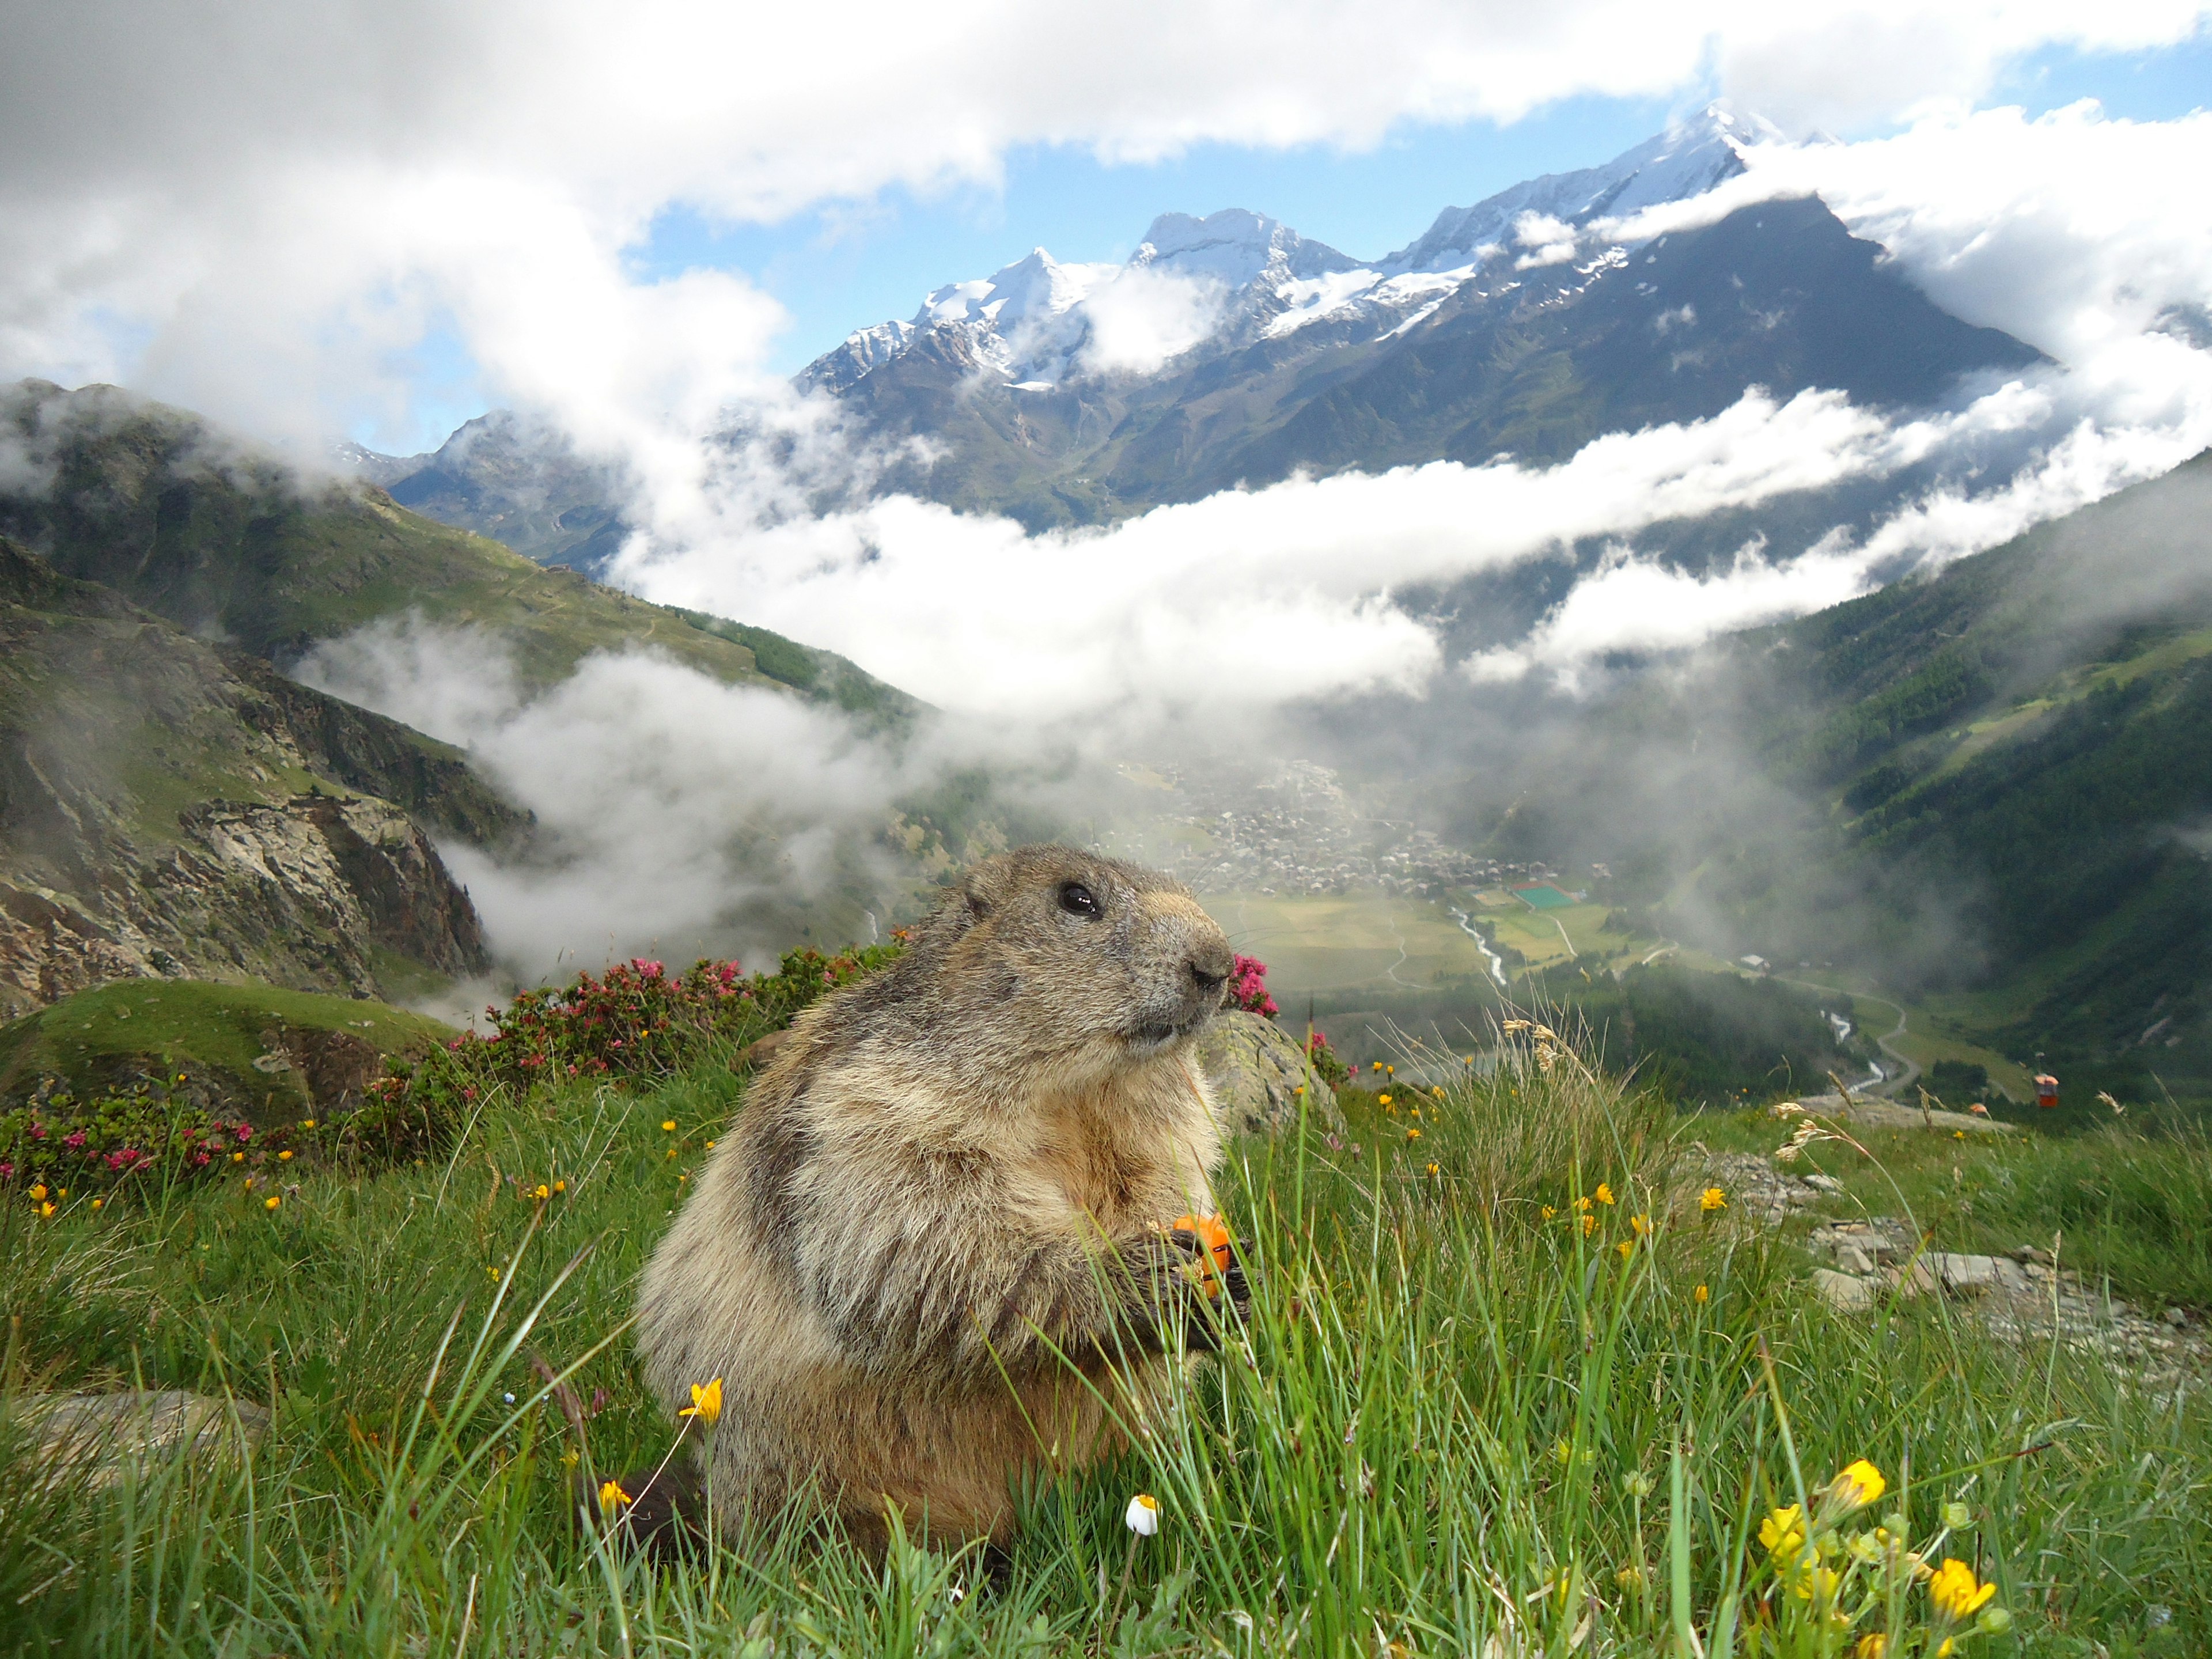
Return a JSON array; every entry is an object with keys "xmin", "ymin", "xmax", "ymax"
[
  {"xmin": 1194, "ymin": 1012, "xmax": 1343, "ymax": 1135},
  {"xmin": 22, "ymin": 1390, "xmax": 268, "ymax": 1491}
]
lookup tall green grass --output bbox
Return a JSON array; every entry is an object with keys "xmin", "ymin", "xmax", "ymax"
[{"xmin": 2, "ymin": 1040, "xmax": 2205, "ymax": 1655}]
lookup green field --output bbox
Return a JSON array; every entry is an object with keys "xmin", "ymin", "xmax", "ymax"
[{"xmin": 1197, "ymin": 890, "xmax": 1501, "ymax": 998}]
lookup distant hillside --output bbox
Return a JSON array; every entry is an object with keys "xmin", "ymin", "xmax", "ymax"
[
  {"xmin": 1, "ymin": 380, "xmax": 923, "ymax": 727},
  {"xmin": 1728, "ymin": 453, "xmax": 2212, "ymax": 1101},
  {"xmin": 1453, "ymin": 454, "xmax": 2207, "ymax": 1107},
  {"xmin": 0, "ymin": 536, "xmax": 512, "ymax": 1017}
]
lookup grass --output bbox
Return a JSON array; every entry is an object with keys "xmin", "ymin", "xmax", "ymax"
[
  {"xmin": 1689, "ymin": 1105, "xmax": 2212, "ymax": 1315},
  {"xmin": 0, "ymin": 982, "xmax": 454, "ymax": 1115},
  {"xmin": 3, "ymin": 1036, "xmax": 2207, "ymax": 1655}
]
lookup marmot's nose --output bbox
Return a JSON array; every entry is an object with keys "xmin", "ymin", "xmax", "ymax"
[{"xmin": 1187, "ymin": 940, "xmax": 1233, "ymax": 997}]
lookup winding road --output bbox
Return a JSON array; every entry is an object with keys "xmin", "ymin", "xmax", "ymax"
[{"xmin": 1779, "ymin": 976, "xmax": 1919, "ymax": 1098}]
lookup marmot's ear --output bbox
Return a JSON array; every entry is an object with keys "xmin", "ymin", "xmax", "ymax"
[{"xmin": 961, "ymin": 857, "xmax": 1012, "ymax": 922}]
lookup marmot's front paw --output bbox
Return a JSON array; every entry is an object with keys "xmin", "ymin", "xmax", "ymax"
[{"xmin": 1165, "ymin": 1217, "xmax": 1251, "ymax": 1349}]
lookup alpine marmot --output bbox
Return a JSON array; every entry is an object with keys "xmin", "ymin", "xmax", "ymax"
[{"xmin": 631, "ymin": 844, "xmax": 1248, "ymax": 1553}]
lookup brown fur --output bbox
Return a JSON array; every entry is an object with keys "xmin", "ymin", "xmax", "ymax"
[{"xmin": 635, "ymin": 845, "xmax": 1238, "ymax": 1552}]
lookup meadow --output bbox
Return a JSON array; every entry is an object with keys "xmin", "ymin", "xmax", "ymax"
[{"xmin": 3, "ymin": 1016, "xmax": 2207, "ymax": 1657}]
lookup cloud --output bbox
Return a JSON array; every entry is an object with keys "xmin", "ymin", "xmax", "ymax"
[
  {"xmin": 294, "ymin": 619, "xmax": 927, "ymax": 972},
  {"xmin": 1468, "ymin": 393, "xmax": 2212, "ymax": 683},
  {"xmin": 1074, "ymin": 267, "xmax": 1229, "ymax": 376},
  {"xmin": 3, "ymin": 2, "xmax": 2206, "ymax": 455},
  {"xmin": 612, "ymin": 385, "xmax": 1968, "ymax": 719}
]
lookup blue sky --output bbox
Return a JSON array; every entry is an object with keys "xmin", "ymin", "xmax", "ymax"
[{"xmin": 636, "ymin": 35, "xmax": 2212, "ymax": 381}]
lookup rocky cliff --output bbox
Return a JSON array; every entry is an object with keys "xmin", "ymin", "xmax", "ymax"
[{"xmin": 0, "ymin": 535, "xmax": 501, "ymax": 1017}]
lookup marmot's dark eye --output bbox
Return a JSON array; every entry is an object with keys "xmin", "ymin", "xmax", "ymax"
[{"xmin": 1058, "ymin": 882, "xmax": 1100, "ymax": 918}]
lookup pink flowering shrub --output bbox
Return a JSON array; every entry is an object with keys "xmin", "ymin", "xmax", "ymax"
[
  {"xmin": 0, "ymin": 1080, "xmax": 290, "ymax": 1196},
  {"xmin": 371, "ymin": 942, "xmax": 906, "ymax": 1128},
  {"xmin": 1229, "ymin": 955, "xmax": 1279, "ymax": 1018},
  {"xmin": 1305, "ymin": 1028, "xmax": 1350, "ymax": 1087}
]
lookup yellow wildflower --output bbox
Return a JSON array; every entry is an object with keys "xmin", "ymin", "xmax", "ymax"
[
  {"xmin": 1582, "ymin": 1213, "xmax": 1598, "ymax": 1236},
  {"xmin": 600, "ymin": 1479, "xmax": 631, "ymax": 1511},
  {"xmin": 1760, "ymin": 1505, "xmax": 1807, "ymax": 1563},
  {"xmin": 1856, "ymin": 1636, "xmax": 1887, "ymax": 1659},
  {"xmin": 667, "ymin": 1147, "xmax": 678, "ymax": 1159},
  {"xmin": 535, "ymin": 1184, "xmax": 550, "ymax": 1200},
  {"xmin": 29, "ymin": 1184, "xmax": 46, "ymax": 1202},
  {"xmin": 1574, "ymin": 1195, "xmax": 1593, "ymax": 1212},
  {"xmin": 662, "ymin": 1120, "xmax": 676, "ymax": 1132},
  {"xmin": 1378, "ymin": 1093, "xmax": 1393, "ymax": 1107},
  {"xmin": 1541, "ymin": 1205, "xmax": 1558, "ymax": 1220},
  {"xmin": 1929, "ymin": 1559, "xmax": 1995, "ymax": 1620},
  {"xmin": 90, "ymin": 1197, "xmax": 103, "ymax": 1211},
  {"xmin": 1407, "ymin": 1127, "xmax": 1422, "ymax": 1141},
  {"xmin": 679, "ymin": 1376, "xmax": 724, "ymax": 1425},
  {"xmin": 1616, "ymin": 1566, "xmax": 1643, "ymax": 1591},
  {"xmin": 1430, "ymin": 1085, "xmax": 1444, "ymax": 1098},
  {"xmin": 37, "ymin": 1202, "xmax": 54, "ymax": 1218},
  {"xmin": 552, "ymin": 1179, "xmax": 566, "ymax": 1194},
  {"xmin": 1616, "ymin": 1240, "xmax": 1633, "ymax": 1260},
  {"xmin": 1700, "ymin": 1187, "xmax": 1727, "ymax": 1211},
  {"xmin": 1694, "ymin": 1284, "xmax": 1709, "ymax": 1302},
  {"xmin": 264, "ymin": 1195, "xmax": 281, "ymax": 1211},
  {"xmin": 278, "ymin": 1149, "xmax": 293, "ymax": 1161},
  {"xmin": 232, "ymin": 1151, "xmax": 245, "ymax": 1163},
  {"xmin": 1426, "ymin": 1162, "xmax": 1440, "ymax": 1176},
  {"xmin": 1596, "ymin": 1183, "xmax": 1616, "ymax": 1206},
  {"xmin": 301, "ymin": 1119, "xmax": 316, "ymax": 1128},
  {"xmin": 1790, "ymin": 1565, "xmax": 1841, "ymax": 1602},
  {"xmin": 1825, "ymin": 1459, "xmax": 1887, "ymax": 1513},
  {"xmin": 1631, "ymin": 1213, "xmax": 1651, "ymax": 1236}
]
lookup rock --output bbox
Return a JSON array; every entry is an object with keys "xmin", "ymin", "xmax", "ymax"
[
  {"xmin": 1835, "ymin": 1242, "xmax": 1877, "ymax": 1275},
  {"xmin": 1801, "ymin": 1173, "xmax": 1845, "ymax": 1194},
  {"xmin": 1888, "ymin": 1260, "xmax": 1940, "ymax": 1298},
  {"xmin": 1812, "ymin": 1269, "xmax": 1877, "ymax": 1312},
  {"xmin": 1702, "ymin": 1152, "xmax": 1826, "ymax": 1221},
  {"xmin": 1933, "ymin": 1253, "xmax": 2000, "ymax": 1293},
  {"xmin": 2012, "ymin": 1245, "xmax": 2054, "ymax": 1267},
  {"xmin": 2164, "ymin": 1306, "xmax": 2190, "ymax": 1328},
  {"xmin": 1192, "ymin": 1012, "xmax": 1343, "ymax": 1135},
  {"xmin": 25, "ymin": 1390, "xmax": 268, "ymax": 1490},
  {"xmin": 1785, "ymin": 1093, "xmax": 2014, "ymax": 1135}
]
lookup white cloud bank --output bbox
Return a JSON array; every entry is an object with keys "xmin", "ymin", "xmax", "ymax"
[
  {"xmin": 296, "ymin": 622, "xmax": 924, "ymax": 971},
  {"xmin": 3, "ymin": 1, "xmax": 2206, "ymax": 454}
]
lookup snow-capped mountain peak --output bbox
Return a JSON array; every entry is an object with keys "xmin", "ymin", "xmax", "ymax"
[
  {"xmin": 1381, "ymin": 100, "xmax": 1778, "ymax": 275},
  {"xmin": 798, "ymin": 101, "xmax": 1793, "ymax": 395},
  {"xmin": 1131, "ymin": 209, "xmax": 1359, "ymax": 289},
  {"xmin": 917, "ymin": 247, "xmax": 1113, "ymax": 330}
]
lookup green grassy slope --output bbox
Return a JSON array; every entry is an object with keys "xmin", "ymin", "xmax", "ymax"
[
  {"xmin": 0, "ymin": 380, "xmax": 922, "ymax": 723},
  {"xmin": 1, "ymin": 1044, "xmax": 2202, "ymax": 1654},
  {"xmin": 0, "ymin": 979, "xmax": 453, "ymax": 1116}
]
